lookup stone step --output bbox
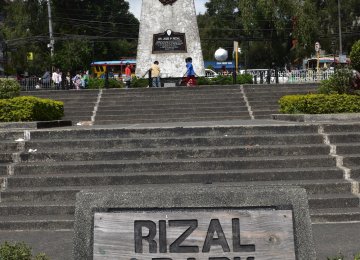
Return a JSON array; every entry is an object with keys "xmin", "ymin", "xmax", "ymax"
[
  {"xmin": 0, "ymin": 215, "xmax": 74, "ymax": 230},
  {"xmin": 23, "ymin": 89, "xmax": 99, "ymax": 94},
  {"xmin": 2, "ymin": 179, "xmax": 351, "ymax": 202},
  {"xmin": 62, "ymin": 115, "xmax": 91, "ymax": 120},
  {"xmin": 0, "ymin": 153, "xmax": 13, "ymax": 163},
  {"xmin": 19, "ymin": 145, "xmax": 331, "ymax": 163},
  {"xmin": 0, "ymin": 142, "xmax": 19, "ymax": 152},
  {"xmin": 104, "ymin": 86, "xmax": 241, "ymax": 93},
  {"xmin": 328, "ymin": 133, "xmax": 360, "ymax": 143},
  {"xmin": 100, "ymin": 92, "xmax": 244, "ymax": 99},
  {"xmin": 308, "ymin": 194, "xmax": 360, "ymax": 209},
  {"xmin": 95, "ymin": 111, "xmax": 251, "ymax": 121},
  {"xmin": 0, "ymin": 164, "xmax": 8, "ymax": 176},
  {"xmin": 63, "ymin": 111, "xmax": 93, "ymax": 117},
  {"xmin": 12, "ymin": 156, "xmax": 337, "ymax": 175},
  {"xmin": 63, "ymin": 104, "xmax": 96, "ymax": 109},
  {"xmin": 98, "ymin": 102, "xmax": 248, "ymax": 110},
  {"xmin": 0, "ymin": 202, "xmax": 74, "ymax": 216},
  {"xmin": 24, "ymin": 134, "xmax": 325, "ymax": 150},
  {"xmin": 352, "ymin": 170, "xmax": 360, "ymax": 179},
  {"xmin": 0, "ymin": 131, "xmax": 25, "ymax": 141},
  {"xmin": 310, "ymin": 208, "xmax": 360, "ymax": 223},
  {"xmin": 27, "ymin": 125, "xmax": 321, "ymax": 140},
  {"xmin": 5, "ymin": 167, "xmax": 344, "ymax": 188},
  {"xmin": 323, "ymin": 123, "xmax": 360, "ymax": 133},
  {"xmin": 94, "ymin": 115, "xmax": 252, "ymax": 125},
  {"xmin": 96, "ymin": 106, "xmax": 249, "ymax": 115},
  {"xmin": 99, "ymin": 98, "xmax": 245, "ymax": 106},
  {"xmin": 343, "ymin": 155, "xmax": 360, "ymax": 166},
  {"xmin": 331, "ymin": 143, "xmax": 360, "ymax": 155}
]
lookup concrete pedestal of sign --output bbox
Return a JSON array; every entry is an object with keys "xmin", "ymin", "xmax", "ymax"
[
  {"xmin": 73, "ymin": 184, "xmax": 316, "ymax": 260},
  {"xmin": 135, "ymin": 0, "xmax": 205, "ymax": 78}
]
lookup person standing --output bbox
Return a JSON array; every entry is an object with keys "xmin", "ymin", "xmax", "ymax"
[
  {"xmin": 185, "ymin": 57, "xmax": 197, "ymax": 87},
  {"xmin": 124, "ymin": 63, "xmax": 132, "ymax": 88},
  {"xmin": 52, "ymin": 69, "xmax": 62, "ymax": 90},
  {"xmin": 151, "ymin": 61, "xmax": 161, "ymax": 88}
]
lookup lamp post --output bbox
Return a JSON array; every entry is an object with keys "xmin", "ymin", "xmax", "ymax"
[{"xmin": 337, "ymin": 0, "xmax": 342, "ymax": 55}]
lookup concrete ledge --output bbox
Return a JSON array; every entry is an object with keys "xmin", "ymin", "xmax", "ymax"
[
  {"xmin": 73, "ymin": 184, "xmax": 316, "ymax": 260},
  {"xmin": 0, "ymin": 120, "xmax": 72, "ymax": 129},
  {"xmin": 272, "ymin": 113, "xmax": 360, "ymax": 122}
]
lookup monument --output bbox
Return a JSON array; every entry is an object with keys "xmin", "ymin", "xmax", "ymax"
[{"xmin": 135, "ymin": 0, "xmax": 205, "ymax": 78}]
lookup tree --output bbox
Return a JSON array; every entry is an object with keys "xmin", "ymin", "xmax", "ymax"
[
  {"xmin": 1, "ymin": 0, "xmax": 49, "ymax": 75},
  {"xmin": 350, "ymin": 40, "xmax": 360, "ymax": 72},
  {"xmin": 198, "ymin": 0, "xmax": 320, "ymax": 68},
  {"xmin": 315, "ymin": 0, "xmax": 360, "ymax": 55},
  {"xmin": 51, "ymin": 0, "xmax": 139, "ymax": 72}
]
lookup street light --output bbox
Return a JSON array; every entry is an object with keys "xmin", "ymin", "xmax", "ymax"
[{"xmin": 338, "ymin": 0, "xmax": 342, "ymax": 55}]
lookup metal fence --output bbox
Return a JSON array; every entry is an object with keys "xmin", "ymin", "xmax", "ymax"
[{"xmin": 244, "ymin": 69, "xmax": 335, "ymax": 84}]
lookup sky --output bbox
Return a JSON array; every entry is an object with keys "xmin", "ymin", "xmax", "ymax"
[{"xmin": 127, "ymin": 0, "xmax": 209, "ymax": 19}]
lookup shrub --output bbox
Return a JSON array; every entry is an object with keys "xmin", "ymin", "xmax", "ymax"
[
  {"xmin": 197, "ymin": 74, "xmax": 253, "ymax": 86},
  {"xmin": 350, "ymin": 40, "xmax": 360, "ymax": 72},
  {"xmin": 0, "ymin": 241, "xmax": 50, "ymax": 260},
  {"xmin": 0, "ymin": 78, "xmax": 21, "ymax": 99},
  {"xmin": 131, "ymin": 77, "xmax": 148, "ymax": 88},
  {"xmin": 279, "ymin": 94, "xmax": 360, "ymax": 114},
  {"xmin": 0, "ymin": 96, "xmax": 64, "ymax": 122},
  {"xmin": 318, "ymin": 68, "xmax": 354, "ymax": 94},
  {"xmin": 237, "ymin": 73, "xmax": 253, "ymax": 84},
  {"xmin": 88, "ymin": 78, "xmax": 124, "ymax": 89}
]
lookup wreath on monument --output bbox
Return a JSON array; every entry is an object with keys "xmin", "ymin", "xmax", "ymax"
[{"xmin": 159, "ymin": 0, "xmax": 177, "ymax": 5}]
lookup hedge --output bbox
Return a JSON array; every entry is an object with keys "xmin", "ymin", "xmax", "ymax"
[
  {"xmin": 88, "ymin": 78, "xmax": 124, "ymax": 89},
  {"xmin": 197, "ymin": 74, "xmax": 253, "ymax": 85},
  {"xmin": 0, "ymin": 96, "xmax": 64, "ymax": 122},
  {"xmin": 279, "ymin": 94, "xmax": 360, "ymax": 114},
  {"xmin": 0, "ymin": 241, "xmax": 49, "ymax": 260},
  {"xmin": 0, "ymin": 78, "xmax": 21, "ymax": 99}
]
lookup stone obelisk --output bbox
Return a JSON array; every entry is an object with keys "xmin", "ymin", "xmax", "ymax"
[{"xmin": 135, "ymin": 0, "xmax": 205, "ymax": 78}]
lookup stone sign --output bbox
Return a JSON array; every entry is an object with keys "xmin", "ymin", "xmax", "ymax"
[
  {"xmin": 153, "ymin": 30, "xmax": 187, "ymax": 53},
  {"xmin": 93, "ymin": 209, "xmax": 295, "ymax": 259},
  {"xmin": 73, "ymin": 185, "xmax": 316, "ymax": 260}
]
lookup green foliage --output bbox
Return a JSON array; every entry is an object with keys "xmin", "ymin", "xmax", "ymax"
[
  {"xmin": 0, "ymin": 96, "xmax": 64, "ymax": 122},
  {"xmin": 197, "ymin": 74, "xmax": 253, "ymax": 85},
  {"xmin": 279, "ymin": 94, "xmax": 360, "ymax": 114},
  {"xmin": 350, "ymin": 40, "xmax": 360, "ymax": 72},
  {"xmin": 88, "ymin": 78, "xmax": 124, "ymax": 89},
  {"xmin": 0, "ymin": 241, "xmax": 50, "ymax": 260},
  {"xmin": 0, "ymin": 79, "xmax": 21, "ymax": 99},
  {"xmin": 318, "ymin": 69, "xmax": 354, "ymax": 94},
  {"xmin": 131, "ymin": 77, "xmax": 148, "ymax": 88}
]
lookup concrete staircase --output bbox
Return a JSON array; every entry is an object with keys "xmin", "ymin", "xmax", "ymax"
[
  {"xmin": 243, "ymin": 84, "xmax": 318, "ymax": 119},
  {"xmin": 21, "ymin": 90, "xmax": 99, "ymax": 124},
  {"xmin": 21, "ymin": 84, "xmax": 320, "ymax": 125},
  {"xmin": 95, "ymin": 86, "xmax": 251, "ymax": 125},
  {"xmin": 0, "ymin": 123, "xmax": 359, "ymax": 230}
]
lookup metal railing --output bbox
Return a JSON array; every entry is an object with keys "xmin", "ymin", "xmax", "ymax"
[
  {"xmin": 16, "ymin": 77, "xmax": 73, "ymax": 91},
  {"xmin": 244, "ymin": 69, "xmax": 334, "ymax": 84}
]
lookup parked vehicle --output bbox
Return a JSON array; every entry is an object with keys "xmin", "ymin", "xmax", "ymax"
[{"xmin": 205, "ymin": 69, "xmax": 218, "ymax": 78}]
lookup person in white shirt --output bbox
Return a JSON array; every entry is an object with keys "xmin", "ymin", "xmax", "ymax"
[{"xmin": 52, "ymin": 69, "xmax": 62, "ymax": 90}]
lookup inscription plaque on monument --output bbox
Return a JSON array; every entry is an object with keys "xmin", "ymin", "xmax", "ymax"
[
  {"xmin": 93, "ymin": 209, "xmax": 295, "ymax": 259},
  {"xmin": 153, "ymin": 30, "xmax": 187, "ymax": 54}
]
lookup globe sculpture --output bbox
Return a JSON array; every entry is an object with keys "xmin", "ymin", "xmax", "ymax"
[{"xmin": 214, "ymin": 48, "xmax": 228, "ymax": 62}]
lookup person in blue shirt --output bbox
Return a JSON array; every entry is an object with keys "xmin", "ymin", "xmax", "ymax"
[{"xmin": 185, "ymin": 57, "xmax": 197, "ymax": 87}]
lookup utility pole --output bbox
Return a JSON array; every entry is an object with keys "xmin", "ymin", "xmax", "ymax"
[
  {"xmin": 47, "ymin": 0, "xmax": 54, "ymax": 58},
  {"xmin": 338, "ymin": 0, "xmax": 342, "ymax": 55}
]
